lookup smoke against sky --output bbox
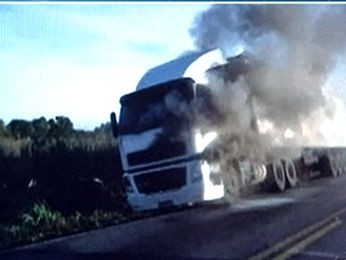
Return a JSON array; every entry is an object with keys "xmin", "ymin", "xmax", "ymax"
[
  {"xmin": 190, "ymin": 5, "xmax": 346, "ymax": 148},
  {"xmin": 2, "ymin": 3, "xmax": 346, "ymax": 137}
]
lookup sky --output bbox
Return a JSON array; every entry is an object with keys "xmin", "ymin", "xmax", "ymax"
[{"xmin": 0, "ymin": 3, "xmax": 211, "ymax": 130}]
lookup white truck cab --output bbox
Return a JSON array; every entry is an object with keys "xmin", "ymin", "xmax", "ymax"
[{"xmin": 110, "ymin": 49, "xmax": 268, "ymax": 211}]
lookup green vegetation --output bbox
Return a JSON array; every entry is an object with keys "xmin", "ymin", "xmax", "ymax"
[
  {"xmin": 0, "ymin": 116, "xmax": 132, "ymax": 249},
  {"xmin": 0, "ymin": 201, "xmax": 127, "ymax": 249}
]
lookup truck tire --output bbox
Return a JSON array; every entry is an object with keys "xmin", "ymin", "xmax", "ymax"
[
  {"xmin": 222, "ymin": 162, "xmax": 241, "ymax": 203},
  {"xmin": 262, "ymin": 160, "xmax": 286, "ymax": 192},
  {"xmin": 273, "ymin": 160, "xmax": 286, "ymax": 191},
  {"xmin": 225, "ymin": 172, "xmax": 241, "ymax": 198},
  {"xmin": 284, "ymin": 159, "xmax": 298, "ymax": 188}
]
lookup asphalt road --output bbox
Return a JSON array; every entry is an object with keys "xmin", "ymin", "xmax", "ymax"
[{"xmin": 2, "ymin": 175, "xmax": 346, "ymax": 260}]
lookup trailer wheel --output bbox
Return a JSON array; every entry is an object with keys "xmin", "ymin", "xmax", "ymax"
[
  {"xmin": 285, "ymin": 160, "xmax": 298, "ymax": 188},
  {"xmin": 222, "ymin": 162, "xmax": 241, "ymax": 203},
  {"xmin": 261, "ymin": 161, "xmax": 286, "ymax": 193},
  {"xmin": 272, "ymin": 160, "xmax": 286, "ymax": 192}
]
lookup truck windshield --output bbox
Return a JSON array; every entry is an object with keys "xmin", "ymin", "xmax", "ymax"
[{"xmin": 119, "ymin": 79, "xmax": 195, "ymax": 135}]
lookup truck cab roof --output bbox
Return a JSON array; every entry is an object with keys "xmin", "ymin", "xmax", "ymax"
[
  {"xmin": 136, "ymin": 49, "xmax": 224, "ymax": 90},
  {"xmin": 120, "ymin": 78, "xmax": 195, "ymax": 106}
]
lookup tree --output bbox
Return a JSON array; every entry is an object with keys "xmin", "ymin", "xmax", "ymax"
[
  {"xmin": 7, "ymin": 119, "xmax": 33, "ymax": 139},
  {"xmin": 47, "ymin": 116, "xmax": 74, "ymax": 140},
  {"xmin": 55, "ymin": 116, "xmax": 73, "ymax": 136},
  {"xmin": 32, "ymin": 117, "xmax": 49, "ymax": 141},
  {"xmin": 0, "ymin": 119, "xmax": 7, "ymax": 137}
]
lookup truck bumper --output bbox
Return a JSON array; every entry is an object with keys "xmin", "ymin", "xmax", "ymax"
[{"xmin": 127, "ymin": 182, "xmax": 206, "ymax": 211}]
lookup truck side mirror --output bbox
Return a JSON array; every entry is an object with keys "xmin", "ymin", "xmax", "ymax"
[{"xmin": 110, "ymin": 112, "xmax": 118, "ymax": 138}]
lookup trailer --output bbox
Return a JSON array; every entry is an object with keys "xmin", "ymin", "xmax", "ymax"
[{"xmin": 299, "ymin": 147, "xmax": 346, "ymax": 179}]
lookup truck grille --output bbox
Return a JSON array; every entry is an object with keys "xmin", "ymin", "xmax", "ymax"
[
  {"xmin": 134, "ymin": 167, "xmax": 186, "ymax": 194},
  {"xmin": 127, "ymin": 141, "xmax": 186, "ymax": 166}
]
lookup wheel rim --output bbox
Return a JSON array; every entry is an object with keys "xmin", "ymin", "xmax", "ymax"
[
  {"xmin": 227, "ymin": 173, "xmax": 240, "ymax": 197},
  {"xmin": 273, "ymin": 161, "xmax": 285, "ymax": 191},
  {"xmin": 285, "ymin": 160, "xmax": 297, "ymax": 188}
]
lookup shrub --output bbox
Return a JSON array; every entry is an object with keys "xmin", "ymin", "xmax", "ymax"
[
  {"xmin": 0, "ymin": 201, "xmax": 67, "ymax": 245},
  {"xmin": 0, "ymin": 201, "xmax": 127, "ymax": 249}
]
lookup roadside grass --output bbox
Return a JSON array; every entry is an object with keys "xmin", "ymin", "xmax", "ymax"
[
  {"xmin": 0, "ymin": 200, "xmax": 194, "ymax": 250},
  {"xmin": 0, "ymin": 201, "xmax": 129, "ymax": 250}
]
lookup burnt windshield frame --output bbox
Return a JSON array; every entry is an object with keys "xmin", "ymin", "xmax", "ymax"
[{"xmin": 118, "ymin": 78, "xmax": 195, "ymax": 135}]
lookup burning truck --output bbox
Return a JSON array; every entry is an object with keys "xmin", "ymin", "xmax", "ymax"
[{"xmin": 110, "ymin": 49, "xmax": 346, "ymax": 211}]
